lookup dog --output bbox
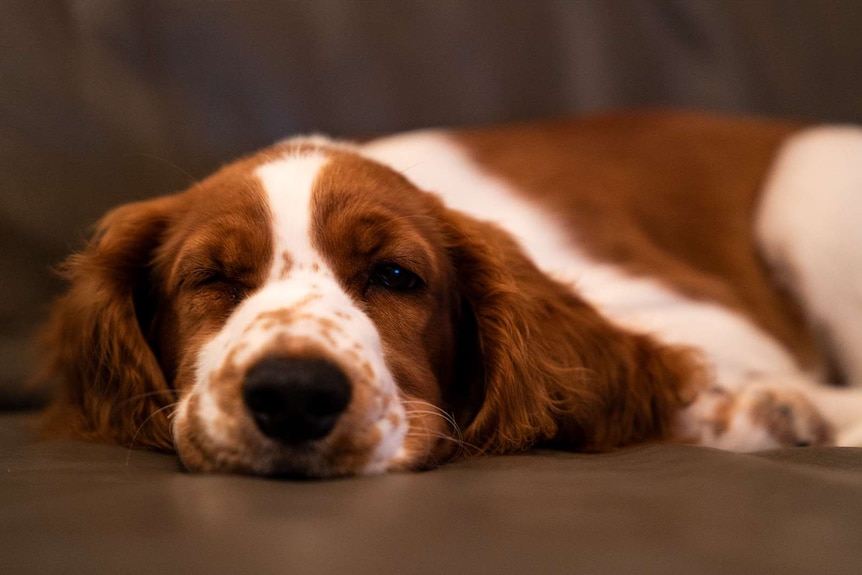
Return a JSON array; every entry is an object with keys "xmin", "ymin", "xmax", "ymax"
[{"xmin": 40, "ymin": 111, "xmax": 862, "ymax": 477}]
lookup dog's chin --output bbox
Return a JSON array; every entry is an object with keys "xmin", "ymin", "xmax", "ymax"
[
  {"xmin": 171, "ymin": 423, "xmax": 464, "ymax": 479},
  {"xmin": 171, "ymin": 401, "xmax": 413, "ymax": 479},
  {"xmin": 173, "ymin": 433, "xmax": 455, "ymax": 479}
]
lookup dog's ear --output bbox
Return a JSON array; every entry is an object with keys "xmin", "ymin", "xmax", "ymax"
[
  {"xmin": 39, "ymin": 195, "xmax": 182, "ymax": 450},
  {"xmin": 441, "ymin": 208, "xmax": 701, "ymax": 455}
]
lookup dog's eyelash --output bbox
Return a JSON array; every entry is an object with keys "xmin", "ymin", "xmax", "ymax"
[
  {"xmin": 191, "ymin": 271, "xmax": 223, "ymax": 287},
  {"xmin": 180, "ymin": 269, "xmax": 249, "ymax": 304}
]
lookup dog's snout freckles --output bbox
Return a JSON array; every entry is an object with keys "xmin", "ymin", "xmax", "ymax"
[{"xmin": 172, "ymin": 275, "xmax": 407, "ymax": 476}]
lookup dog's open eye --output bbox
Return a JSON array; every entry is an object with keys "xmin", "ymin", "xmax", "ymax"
[{"xmin": 370, "ymin": 263, "xmax": 423, "ymax": 291}]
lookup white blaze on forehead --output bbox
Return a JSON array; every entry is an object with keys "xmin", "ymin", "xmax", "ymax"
[
  {"xmin": 256, "ymin": 151, "xmax": 331, "ymax": 276},
  {"xmin": 177, "ymin": 147, "xmax": 407, "ymax": 474}
]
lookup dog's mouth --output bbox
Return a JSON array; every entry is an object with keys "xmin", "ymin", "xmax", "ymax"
[
  {"xmin": 171, "ymin": 378, "xmax": 409, "ymax": 478},
  {"xmin": 170, "ymin": 372, "xmax": 470, "ymax": 478}
]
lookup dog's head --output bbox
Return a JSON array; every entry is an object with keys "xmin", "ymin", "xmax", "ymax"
[{"xmin": 41, "ymin": 139, "xmax": 694, "ymax": 477}]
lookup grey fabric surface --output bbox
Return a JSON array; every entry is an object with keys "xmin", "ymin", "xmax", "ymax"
[{"xmin": 3, "ymin": 412, "xmax": 862, "ymax": 575}]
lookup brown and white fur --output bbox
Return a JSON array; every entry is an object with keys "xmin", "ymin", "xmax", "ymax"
[{"xmin": 40, "ymin": 111, "xmax": 862, "ymax": 477}]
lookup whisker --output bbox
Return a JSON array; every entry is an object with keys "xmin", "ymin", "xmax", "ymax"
[
  {"xmin": 402, "ymin": 402, "xmax": 458, "ymax": 423},
  {"xmin": 124, "ymin": 402, "xmax": 180, "ymax": 467},
  {"xmin": 406, "ymin": 405, "xmax": 440, "ymax": 468},
  {"xmin": 401, "ymin": 400, "xmax": 465, "ymax": 442},
  {"xmin": 401, "ymin": 398, "xmax": 474, "ymax": 457},
  {"xmin": 404, "ymin": 430, "xmax": 480, "ymax": 453},
  {"xmin": 116, "ymin": 390, "xmax": 178, "ymax": 408},
  {"xmin": 404, "ymin": 409, "xmax": 459, "ymax": 429}
]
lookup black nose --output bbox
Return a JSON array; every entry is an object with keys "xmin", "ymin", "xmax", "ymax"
[{"xmin": 243, "ymin": 357, "xmax": 352, "ymax": 444}]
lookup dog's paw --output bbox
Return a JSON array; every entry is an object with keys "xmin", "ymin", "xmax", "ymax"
[
  {"xmin": 681, "ymin": 383, "xmax": 834, "ymax": 451},
  {"xmin": 740, "ymin": 384, "xmax": 835, "ymax": 448}
]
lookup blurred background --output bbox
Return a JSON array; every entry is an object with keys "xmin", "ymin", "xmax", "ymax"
[{"xmin": 3, "ymin": 0, "xmax": 862, "ymax": 408}]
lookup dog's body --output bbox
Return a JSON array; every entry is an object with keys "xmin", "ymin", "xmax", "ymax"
[{"xmin": 42, "ymin": 111, "xmax": 862, "ymax": 477}]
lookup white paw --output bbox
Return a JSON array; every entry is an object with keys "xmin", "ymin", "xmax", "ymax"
[{"xmin": 681, "ymin": 383, "xmax": 834, "ymax": 451}]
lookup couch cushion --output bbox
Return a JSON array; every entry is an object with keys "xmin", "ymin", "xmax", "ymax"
[{"xmin": 3, "ymin": 412, "xmax": 861, "ymax": 575}]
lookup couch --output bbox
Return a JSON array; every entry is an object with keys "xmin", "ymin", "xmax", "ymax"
[{"xmin": 3, "ymin": 2, "xmax": 862, "ymax": 573}]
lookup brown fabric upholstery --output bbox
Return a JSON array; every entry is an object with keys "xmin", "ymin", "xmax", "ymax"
[{"xmin": 3, "ymin": 413, "xmax": 862, "ymax": 574}]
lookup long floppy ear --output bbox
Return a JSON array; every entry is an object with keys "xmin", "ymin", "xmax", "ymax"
[
  {"xmin": 442, "ymin": 208, "xmax": 702, "ymax": 455},
  {"xmin": 39, "ymin": 196, "xmax": 181, "ymax": 451}
]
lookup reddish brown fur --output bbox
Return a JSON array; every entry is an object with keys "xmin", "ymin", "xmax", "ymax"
[
  {"xmin": 437, "ymin": 207, "xmax": 702, "ymax": 454},
  {"xmin": 40, "ymin": 114, "xmax": 803, "ymax": 474},
  {"xmin": 314, "ymin": 152, "xmax": 701, "ymax": 459},
  {"xmin": 312, "ymin": 154, "xmax": 465, "ymax": 462},
  {"xmin": 455, "ymin": 111, "xmax": 819, "ymax": 371},
  {"xmin": 39, "ymin": 147, "xmax": 280, "ymax": 449},
  {"xmin": 39, "ymin": 195, "xmax": 181, "ymax": 450}
]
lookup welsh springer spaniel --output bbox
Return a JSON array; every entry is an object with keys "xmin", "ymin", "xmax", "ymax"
[{"xmin": 40, "ymin": 112, "xmax": 862, "ymax": 477}]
